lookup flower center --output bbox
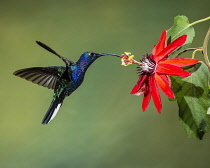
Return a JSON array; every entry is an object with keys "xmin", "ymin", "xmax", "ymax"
[{"xmin": 138, "ymin": 55, "xmax": 156, "ymax": 75}]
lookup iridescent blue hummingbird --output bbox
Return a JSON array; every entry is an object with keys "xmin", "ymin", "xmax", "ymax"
[{"xmin": 14, "ymin": 41, "xmax": 120, "ymax": 124}]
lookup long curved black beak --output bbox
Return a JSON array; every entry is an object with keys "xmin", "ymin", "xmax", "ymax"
[
  {"xmin": 87, "ymin": 52, "xmax": 121, "ymax": 57},
  {"xmin": 100, "ymin": 53, "xmax": 121, "ymax": 57}
]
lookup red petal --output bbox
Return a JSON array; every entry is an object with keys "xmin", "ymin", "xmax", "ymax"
[
  {"xmin": 133, "ymin": 85, "xmax": 145, "ymax": 96},
  {"xmin": 130, "ymin": 85, "xmax": 140, "ymax": 94},
  {"xmin": 156, "ymin": 63, "xmax": 191, "ymax": 77},
  {"xmin": 137, "ymin": 74, "xmax": 147, "ymax": 85},
  {"xmin": 152, "ymin": 45, "xmax": 157, "ymax": 55},
  {"xmin": 155, "ymin": 74, "xmax": 174, "ymax": 99},
  {"xmin": 152, "ymin": 30, "xmax": 167, "ymax": 56},
  {"xmin": 166, "ymin": 75, "xmax": 171, "ymax": 87},
  {"xmin": 160, "ymin": 58, "xmax": 199, "ymax": 67},
  {"xmin": 155, "ymin": 35, "xmax": 187, "ymax": 62},
  {"xmin": 149, "ymin": 76, "xmax": 162, "ymax": 113},
  {"xmin": 142, "ymin": 83, "xmax": 151, "ymax": 112},
  {"xmin": 130, "ymin": 75, "xmax": 148, "ymax": 94}
]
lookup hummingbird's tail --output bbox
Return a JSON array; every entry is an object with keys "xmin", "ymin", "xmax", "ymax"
[{"xmin": 42, "ymin": 92, "xmax": 65, "ymax": 124}]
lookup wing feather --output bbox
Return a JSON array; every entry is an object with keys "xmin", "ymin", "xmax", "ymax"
[{"xmin": 13, "ymin": 66, "xmax": 66, "ymax": 89}]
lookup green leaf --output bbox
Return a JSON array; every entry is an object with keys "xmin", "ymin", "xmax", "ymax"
[
  {"xmin": 171, "ymin": 61, "xmax": 210, "ymax": 140},
  {"xmin": 167, "ymin": 15, "xmax": 195, "ymax": 57}
]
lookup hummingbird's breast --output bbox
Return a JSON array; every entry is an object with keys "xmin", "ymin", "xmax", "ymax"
[
  {"xmin": 65, "ymin": 66, "xmax": 85, "ymax": 94},
  {"xmin": 64, "ymin": 58, "xmax": 96, "ymax": 95},
  {"xmin": 72, "ymin": 68, "xmax": 85, "ymax": 84}
]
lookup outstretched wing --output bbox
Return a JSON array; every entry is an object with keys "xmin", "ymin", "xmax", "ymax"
[{"xmin": 13, "ymin": 66, "xmax": 66, "ymax": 89}]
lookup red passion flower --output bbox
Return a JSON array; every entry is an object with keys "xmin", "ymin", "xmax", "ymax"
[{"xmin": 130, "ymin": 30, "xmax": 199, "ymax": 113}]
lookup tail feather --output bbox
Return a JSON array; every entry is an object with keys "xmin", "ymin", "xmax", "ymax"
[{"xmin": 42, "ymin": 92, "xmax": 65, "ymax": 124}]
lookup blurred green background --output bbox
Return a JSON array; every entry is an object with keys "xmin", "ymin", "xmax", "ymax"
[{"xmin": 1, "ymin": 0, "xmax": 210, "ymax": 167}]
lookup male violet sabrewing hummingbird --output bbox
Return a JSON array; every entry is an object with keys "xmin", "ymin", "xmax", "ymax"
[{"xmin": 14, "ymin": 41, "xmax": 120, "ymax": 124}]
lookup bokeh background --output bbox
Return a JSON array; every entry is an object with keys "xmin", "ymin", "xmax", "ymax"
[{"xmin": 1, "ymin": 0, "xmax": 210, "ymax": 167}]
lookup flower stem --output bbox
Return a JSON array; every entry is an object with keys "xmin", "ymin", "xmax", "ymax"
[
  {"xmin": 192, "ymin": 48, "xmax": 203, "ymax": 59},
  {"xmin": 175, "ymin": 48, "xmax": 201, "ymax": 58},
  {"xmin": 189, "ymin": 16, "xmax": 210, "ymax": 27},
  {"xmin": 202, "ymin": 28, "xmax": 210, "ymax": 69}
]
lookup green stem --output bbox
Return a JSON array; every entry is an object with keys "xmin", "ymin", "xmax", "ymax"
[
  {"xmin": 175, "ymin": 48, "xmax": 201, "ymax": 58},
  {"xmin": 202, "ymin": 28, "xmax": 210, "ymax": 69},
  {"xmin": 189, "ymin": 16, "xmax": 210, "ymax": 27},
  {"xmin": 192, "ymin": 48, "xmax": 202, "ymax": 59}
]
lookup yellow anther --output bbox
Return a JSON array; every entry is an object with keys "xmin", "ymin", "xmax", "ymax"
[
  {"xmin": 128, "ymin": 55, "xmax": 134, "ymax": 61},
  {"xmin": 121, "ymin": 58, "xmax": 126, "ymax": 66},
  {"xmin": 124, "ymin": 52, "xmax": 131, "ymax": 55},
  {"xmin": 121, "ymin": 52, "xmax": 135, "ymax": 66},
  {"xmin": 121, "ymin": 58, "xmax": 133, "ymax": 66}
]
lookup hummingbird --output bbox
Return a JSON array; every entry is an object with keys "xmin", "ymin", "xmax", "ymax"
[{"xmin": 14, "ymin": 41, "xmax": 120, "ymax": 124}]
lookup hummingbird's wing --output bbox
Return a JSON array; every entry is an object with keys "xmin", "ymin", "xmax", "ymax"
[
  {"xmin": 13, "ymin": 66, "xmax": 66, "ymax": 89},
  {"xmin": 36, "ymin": 41, "xmax": 74, "ymax": 66}
]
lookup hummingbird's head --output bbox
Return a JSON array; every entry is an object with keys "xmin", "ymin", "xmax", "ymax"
[{"xmin": 77, "ymin": 52, "xmax": 121, "ymax": 70}]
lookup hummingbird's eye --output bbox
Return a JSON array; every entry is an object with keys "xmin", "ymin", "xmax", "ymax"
[{"xmin": 89, "ymin": 52, "xmax": 96, "ymax": 56}]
